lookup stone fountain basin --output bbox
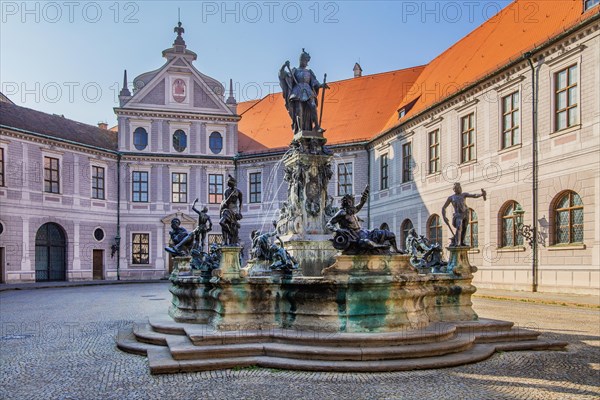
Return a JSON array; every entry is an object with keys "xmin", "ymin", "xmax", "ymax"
[{"xmin": 168, "ymin": 254, "xmax": 477, "ymax": 333}]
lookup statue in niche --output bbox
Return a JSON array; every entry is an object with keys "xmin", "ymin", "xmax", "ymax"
[
  {"xmin": 279, "ymin": 49, "xmax": 327, "ymax": 133},
  {"xmin": 405, "ymin": 228, "xmax": 448, "ymax": 272},
  {"xmin": 165, "ymin": 218, "xmax": 193, "ymax": 257},
  {"xmin": 326, "ymin": 186, "xmax": 403, "ymax": 255},
  {"xmin": 442, "ymin": 183, "xmax": 486, "ymax": 247},
  {"xmin": 219, "ymin": 175, "xmax": 243, "ymax": 246}
]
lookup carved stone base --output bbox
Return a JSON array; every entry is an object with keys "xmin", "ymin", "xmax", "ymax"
[
  {"xmin": 280, "ymin": 237, "xmax": 336, "ymax": 276},
  {"xmin": 168, "ymin": 253, "xmax": 478, "ymax": 333}
]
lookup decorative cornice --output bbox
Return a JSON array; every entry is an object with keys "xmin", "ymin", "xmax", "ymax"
[
  {"xmin": 0, "ymin": 127, "xmax": 118, "ymax": 159},
  {"xmin": 114, "ymin": 108, "xmax": 241, "ymax": 122}
]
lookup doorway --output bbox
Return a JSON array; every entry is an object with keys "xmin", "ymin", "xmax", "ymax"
[
  {"xmin": 93, "ymin": 250, "xmax": 104, "ymax": 280},
  {"xmin": 35, "ymin": 223, "xmax": 66, "ymax": 282}
]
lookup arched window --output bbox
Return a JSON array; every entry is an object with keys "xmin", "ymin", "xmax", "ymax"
[
  {"xmin": 427, "ymin": 214, "xmax": 442, "ymax": 246},
  {"xmin": 465, "ymin": 208, "xmax": 478, "ymax": 247},
  {"xmin": 401, "ymin": 219, "xmax": 414, "ymax": 251},
  {"xmin": 501, "ymin": 201, "xmax": 523, "ymax": 247},
  {"xmin": 133, "ymin": 127, "xmax": 148, "ymax": 151},
  {"xmin": 209, "ymin": 131, "xmax": 223, "ymax": 154},
  {"xmin": 554, "ymin": 191, "xmax": 583, "ymax": 244},
  {"xmin": 173, "ymin": 130, "xmax": 187, "ymax": 152}
]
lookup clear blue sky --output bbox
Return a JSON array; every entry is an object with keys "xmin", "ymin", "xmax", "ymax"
[{"xmin": 1, "ymin": 1, "xmax": 509, "ymax": 126}]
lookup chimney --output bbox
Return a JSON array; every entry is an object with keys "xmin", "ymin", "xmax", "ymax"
[
  {"xmin": 98, "ymin": 122, "xmax": 108, "ymax": 130},
  {"xmin": 353, "ymin": 62, "xmax": 363, "ymax": 78}
]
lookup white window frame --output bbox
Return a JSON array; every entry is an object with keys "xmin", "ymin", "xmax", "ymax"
[
  {"xmin": 247, "ymin": 168, "xmax": 263, "ymax": 204},
  {"xmin": 169, "ymin": 166, "xmax": 190, "ymax": 204},
  {"xmin": 169, "ymin": 122, "xmax": 191, "ymax": 155},
  {"xmin": 130, "ymin": 119, "xmax": 152, "ymax": 153},
  {"xmin": 335, "ymin": 159, "xmax": 354, "ymax": 197},
  {"xmin": 548, "ymin": 50, "xmax": 582, "ymax": 134},
  {"xmin": 130, "ymin": 165, "xmax": 151, "ymax": 203},
  {"xmin": 41, "ymin": 149, "xmax": 63, "ymax": 195},
  {"xmin": 206, "ymin": 124, "xmax": 227, "ymax": 156},
  {"xmin": 457, "ymin": 107, "xmax": 478, "ymax": 165},
  {"xmin": 90, "ymin": 160, "xmax": 109, "ymax": 201},
  {"xmin": 131, "ymin": 231, "xmax": 152, "ymax": 265}
]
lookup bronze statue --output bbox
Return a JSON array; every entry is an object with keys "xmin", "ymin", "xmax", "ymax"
[
  {"xmin": 219, "ymin": 175, "xmax": 243, "ymax": 246},
  {"xmin": 165, "ymin": 218, "xmax": 192, "ymax": 256},
  {"xmin": 442, "ymin": 182, "xmax": 486, "ymax": 247},
  {"xmin": 406, "ymin": 228, "xmax": 447, "ymax": 272},
  {"xmin": 327, "ymin": 185, "xmax": 402, "ymax": 254},
  {"xmin": 279, "ymin": 49, "xmax": 328, "ymax": 133},
  {"xmin": 191, "ymin": 199, "xmax": 212, "ymax": 252}
]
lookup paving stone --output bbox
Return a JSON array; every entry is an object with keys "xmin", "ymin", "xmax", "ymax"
[{"xmin": 0, "ymin": 283, "xmax": 598, "ymax": 400}]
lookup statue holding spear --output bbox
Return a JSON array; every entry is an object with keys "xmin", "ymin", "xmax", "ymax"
[{"xmin": 279, "ymin": 49, "xmax": 329, "ymax": 134}]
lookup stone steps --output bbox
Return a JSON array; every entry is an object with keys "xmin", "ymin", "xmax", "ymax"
[
  {"xmin": 166, "ymin": 333, "xmax": 474, "ymax": 361},
  {"xmin": 146, "ymin": 344, "xmax": 498, "ymax": 374},
  {"xmin": 116, "ymin": 317, "xmax": 568, "ymax": 374}
]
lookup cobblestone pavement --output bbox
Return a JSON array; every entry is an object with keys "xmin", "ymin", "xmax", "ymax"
[{"xmin": 0, "ymin": 283, "xmax": 598, "ymax": 400}]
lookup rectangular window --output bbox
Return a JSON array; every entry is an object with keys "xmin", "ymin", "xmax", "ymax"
[
  {"xmin": 428, "ymin": 130, "xmax": 440, "ymax": 174},
  {"xmin": 501, "ymin": 92, "xmax": 520, "ymax": 148},
  {"xmin": 380, "ymin": 154, "xmax": 388, "ymax": 190},
  {"xmin": 132, "ymin": 171, "xmax": 148, "ymax": 202},
  {"xmin": 402, "ymin": 143, "xmax": 413, "ymax": 183},
  {"xmin": 249, "ymin": 172, "xmax": 262, "ymax": 203},
  {"xmin": 555, "ymin": 64, "xmax": 578, "ymax": 131},
  {"xmin": 585, "ymin": 0, "xmax": 599, "ymax": 11},
  {"xmin": 44, "ymin": 156, "xmax": 60, "ymax": 193},
  {"xmin": 208, "ymin": 174, "xmax": 223, "ymax": 204},
  {"xmin": 0, "ymin": 148, "xmax": 4, "ymax": 187},
  {"xmin": 337, "ymin": 162, "xmax": 353, "ymax": 196},
  {"xmin": 171, "ymin": 172, "xmax": 187, "ymax": 203},
  {"xmin": 460, "ymin": 113, "xmax": 475, "ymax": 163},
  {"xmin": 91, "ymin": 166, "xmax": 105, "ymax": 200},
  {"xmin": 132, "ymin": 233, "xmax": 150, "ymax": 264}
]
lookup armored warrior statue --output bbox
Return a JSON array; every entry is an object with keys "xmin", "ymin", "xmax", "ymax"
[
  {"xmin": 442, "ymin": 182, "xmax": 487, "ymax": 247},
  {"xmin": 191, "ymin": 199, "xmax": 212, "ymax": 253},
  {"xmin": 327, "ymin": 186, "xmax": 402, "ymax": 254},
  {"xmin": 220, "ymin": 175, "xmax": 243, "ymax": 246},
  {"xmin": 279, "ymin": 49, "xmax": 328, "ymax": 133}
]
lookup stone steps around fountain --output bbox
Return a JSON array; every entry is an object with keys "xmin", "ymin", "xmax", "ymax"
[
  {"xmin": 117, "ymin": 328, "xmax": 165, "ymax": 356},
  {"xmin": 165, "ymin": 333, "xmax": 475, "ymax": 362},
  {"xmin": 146, "ymin": 343, "xmax": 500, "ymax": 374}
]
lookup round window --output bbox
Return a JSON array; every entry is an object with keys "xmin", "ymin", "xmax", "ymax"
[
  {"xmin": 0, "ymin": 222, "xmax": 4, "ymax": 236},
  {"xmin": 173, "ymin": 130, "xmax": 187, "ymax": 152},
  {"xmin": 94, "ymin": 228, "xmax": 105, "ymax": 242},
  {"xmin": 133, "ymin": 127, "xmax": 148, "ymax": 151},
  {"xmin": 209, "ymin": 131, "xmax": 223, "ymax": 154}
]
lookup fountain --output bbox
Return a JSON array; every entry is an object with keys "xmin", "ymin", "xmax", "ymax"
[{"xmin": 117, "ymin": 50, "xmax": 567, "ymax": 373}]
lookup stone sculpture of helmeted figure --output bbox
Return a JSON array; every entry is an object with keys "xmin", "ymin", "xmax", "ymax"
[
  {"xmin": 279, "ymin": 49, "xmax": 326, "ymax": 133},
  {"xmin": 442, "ymin": 182, "xmax": 487, "ymax": 247},
  {"xmin": 191, "ymin": 198, "xmax": 212, "ymax": 253},
  {"xmin": 327, "ymin": 185, "xmax": 402, "ymax": 254},
  {"xmin": 220, "ymin": 175, "xmax": 243, "ymax": 246}
]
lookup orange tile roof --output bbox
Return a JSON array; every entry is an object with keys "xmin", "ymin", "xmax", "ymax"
[
  {"xmin": 382, "ymin": 0, "xmax": 600, "ymax": 133},
  {"xmin": 238, "ymin": 66, "xmax": 425, "ymax": 153}
]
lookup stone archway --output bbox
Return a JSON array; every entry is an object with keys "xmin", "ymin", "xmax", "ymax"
[{"xmin": 35, "ymin": 223, "xmax": 67, "ymax": 282}]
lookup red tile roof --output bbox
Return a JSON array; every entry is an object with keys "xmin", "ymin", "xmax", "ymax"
[
  {"xmin": 382, "ymin": 0, "xmax": 600, "ymax": 132},
  {"xmin": 238, "ymin": 66, "xmax": 426, "ymax": 153},
  {"xmin": 0, "ymin": 102, "xmax": 118, "ymax": 150}
]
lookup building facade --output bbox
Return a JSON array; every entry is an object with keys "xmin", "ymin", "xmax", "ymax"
[{"xmin": 0, "ymin": 0, "xmax": 598, "ymax": 294}]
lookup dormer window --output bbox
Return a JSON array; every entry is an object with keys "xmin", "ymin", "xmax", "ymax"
[
  {"xmin": 584, "ymin": 0, "xmax": 599, "ymax": 11},
  {"xmin": 398, "ymin": 108, "xmax": 406, "ymax": 119}
]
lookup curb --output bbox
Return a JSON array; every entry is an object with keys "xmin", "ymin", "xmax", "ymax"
[{"xmin": 0, "ymin": 279, "xmax": 169, "ymax": 292}]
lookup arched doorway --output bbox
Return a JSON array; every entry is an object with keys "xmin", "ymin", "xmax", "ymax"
[{"xmin": 35, "ymin": 223, "xmax": 66, "ymax": 282}]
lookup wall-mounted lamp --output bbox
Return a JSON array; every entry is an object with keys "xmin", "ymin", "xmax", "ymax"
[
  {"xmin": 513, "ymin": 204, "xmax": 545, "ymax": 248},
  {"xmin": 111, "ymin": 234, "xmax": 121, "ymax": 259}
]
